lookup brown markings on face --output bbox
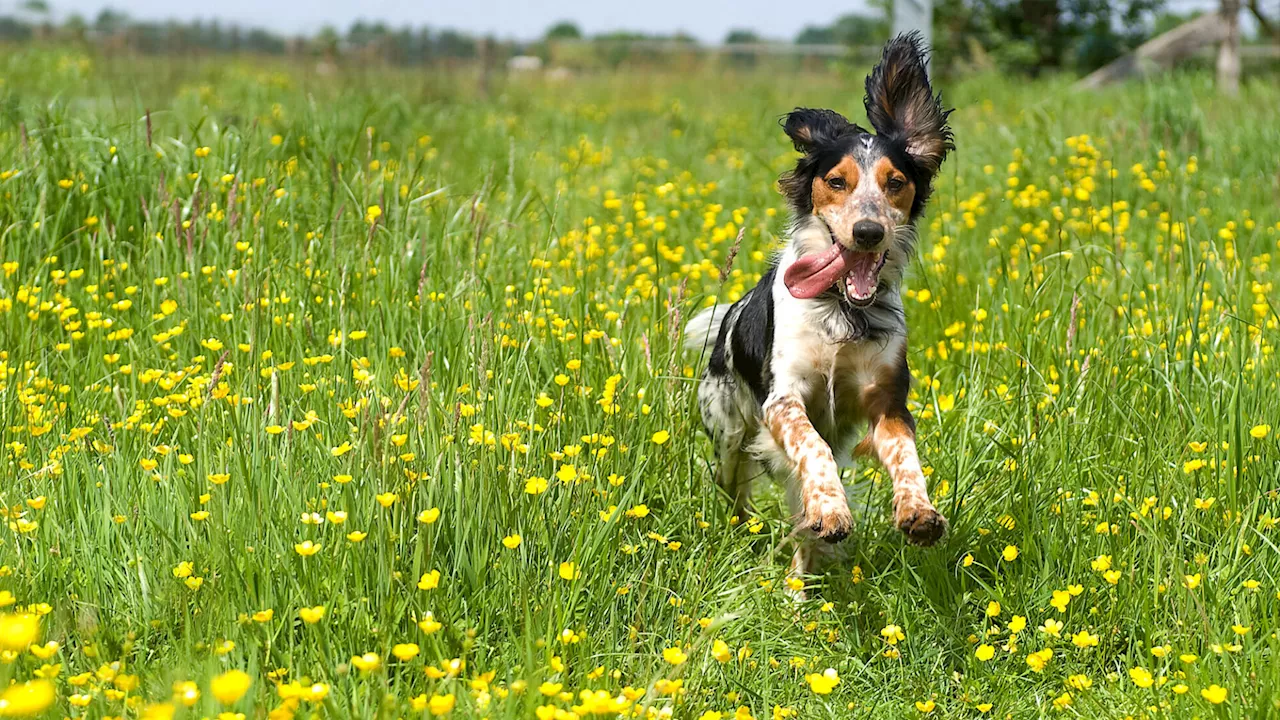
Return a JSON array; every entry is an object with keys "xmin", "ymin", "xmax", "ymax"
[
  {"xmin": 810, "ymin": 156, "xmax": 858, "ymax": 216},
  {"xmin": 874, "ymin": 156, "xmax": 915, "ymax": 219}
]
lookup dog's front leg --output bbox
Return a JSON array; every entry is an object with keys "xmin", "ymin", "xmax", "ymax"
[
  {"xmin": 858, "ymin": 409, "xmax": 947, "ymax": 545},
  {"xmin": 763, "ymin": 394, "xmax": 852, "ymax": 543}
]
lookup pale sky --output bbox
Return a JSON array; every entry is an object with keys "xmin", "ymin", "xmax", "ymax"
[{"xmin": 28, "ymin": 0, "xmax": 877, "ymax": 43}]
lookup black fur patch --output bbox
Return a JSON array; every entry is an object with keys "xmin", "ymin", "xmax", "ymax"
[
  {"xmin": 706, "ymin": 305, "xmax": 735, "ymax": 377},
  {"xmin": 729, "ymin": 266, "xmax": 777, "ymax": 405}
]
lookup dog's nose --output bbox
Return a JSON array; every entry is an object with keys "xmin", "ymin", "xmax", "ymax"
[{"xmin": 852, "ymin": 221, "xmax": 885, "ymax": 247}]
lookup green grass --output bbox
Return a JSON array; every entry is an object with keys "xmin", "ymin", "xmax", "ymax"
[{"xmin": 1, "ymin": 46, "xmax": 1279, "ymax": 718}]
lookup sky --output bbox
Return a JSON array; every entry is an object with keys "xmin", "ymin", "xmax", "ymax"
[{"xmin": 32, "ymin": 0, "xmax": 877, "ymax": 43}]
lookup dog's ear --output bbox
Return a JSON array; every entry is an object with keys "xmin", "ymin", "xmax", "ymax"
[
  {"xmin": 863, "ymin": 32, "xmax": 954, "ymax": 174},
  {"xmin": 781, "ymin": 108, "xmax": 852, "ymax": 153}
]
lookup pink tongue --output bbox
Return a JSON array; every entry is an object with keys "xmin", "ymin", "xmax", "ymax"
[
  {"xmin": 784, "ymin": 245, "xmax": 882, "ymax": 300},
  {"xmin": 783, "ymin": 243, "xmax": 852, "ymax": 299}
]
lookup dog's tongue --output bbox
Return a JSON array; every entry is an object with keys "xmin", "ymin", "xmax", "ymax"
[
  {"xmin": 783, "ymin": 243, "xmax": 852, "ymax": 299},
  {"xmin": 784, "ymin": 245, "xmax": 882, "ymax": 300}
]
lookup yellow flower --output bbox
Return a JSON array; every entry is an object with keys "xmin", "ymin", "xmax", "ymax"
[
  {"xmin": 1128, "ymin": 666, "xmax": 1153, "ymax": 688},
  {"xmin": 985, "ymin": 601, "xmax": 1001, "ymax": 617},
  {"xmin": 1025, "ymin": 648, "xmax": 1053, "ymax": 672},
  {"xmin": 428, "ymin": 693, "xmax": 456, "ymax": 716},
  {"xmin": 210, "ymin": 670, "xmax": 252, "ymax": 705},
  {"xmin": 502, "ymin": 534, "xmax": 522, "ymax": 549},
  {"xmin": 365, "ymin": 205, "xmax": 383, "ymax": 224},
  {"xmin": 1008, "ymin": 616, "xmax": 1026, "ymax": 634},
  {"xmin": 418, "ymin": 612, "xmax": 443, "ymax": 634},
  {"xmin": 346, "ymin": 531, "xmax": 367, "ymax": 542},
  {"xmin": 298, "ymin": 606, "xmax": 325, "ymax": 624},
  {"xmin": 1066, "ymin": 674, "xmax": 1092, "ymax": 690},
  {"xmin": 804, "ymin": 668, "xmax": 839, "ymax": 695},
  {"xmin": 975, "ymin": 644, "xmax": 995, "ymax": 661},
  {"xmin": 662, "ymin": 646, "xmax": 688, "ymax": 665},
  {"xmin": 294, "ymin": 541, "xmax": 321, "ymax": 557},
  {"xmin": 1200, "ymin": 684, "xmax": 1228, "ymax": 704},
  {"xmin": 1183, "ymin": 573, "xmax": 1202, "ymax": 590},
  {"xmin": 251, "ymin": 609, "xmax": 274, "ymax": 623},
  {"xmin": 1040, "ymin": 618, "xmax": 1063, "ymax": 637},
  {"xmin": 558, "ymin": 562, "xmax": 580, "ymax": 581},
  {"xmin": 1001, "ymin": 545, "xmax": 1018, "ymax": 562},
  {"xmin": 1249, "ymin": 424, "xmax": 1270, "ymax": 439},
  {"xmin": 173, "ymin": 680, "xmax": 200, "ymax": 707},
  {"xmin": 418, "ymin": 570, "xmax": 441, "ymax": 590},
  {"xmin": 207, "ymin": 473, "xmax": 230, "ymax": 485},
  {"xmin": 0, "ymin": 680, "xmax": 56, "ymax": 717},
  {"xmin": 880, "ymin": 624, "xmax": 905, "ymax": 645},
  {"xmin": 915, "ymin": 700, "xmax": 936, "ymax": 713},
  {"xmin": 392, "ymin": 643, "xmax": 420, "ymax": 661},
  {"xmin": 651, "ymin": 430, "xmax": 670, "ymax": 445},
  {"xmin": 524, "ymin": 477, "xmax": 549, "ymax": 494},
  {"xmin": 351, "ymin": 652, "xmax": 381, "ymax": 672},
  {"xmin": 417, "ymin": 507, "xmax": 442, "ymax": 524},
  {"xmin": 1071, "ymin": 630, "xmax": 1099, "ymax": 649},
  {"xmin": 375, "ymin": 492, "xmax": 398, "ymax": 507},
  {"xmin": 711, "ymin": 639, "xmax": 732, "ymax": 663},
  {"xmin": 0, "ymin": 614, "xmax": 40, "ymax": 651}
]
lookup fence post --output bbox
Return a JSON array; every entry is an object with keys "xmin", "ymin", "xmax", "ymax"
[{"xmin": 894, "ymin": 0, "xmax": 934, "ymax": 68}]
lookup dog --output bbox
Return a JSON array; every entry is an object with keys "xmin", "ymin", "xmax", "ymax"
[{"xmin": 685, "ymin": 33, "xmax": 954, "ymax": 580}]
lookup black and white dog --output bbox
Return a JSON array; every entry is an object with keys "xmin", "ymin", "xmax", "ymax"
[{"xmin": 686, "ymin": 33, "xmax": 954, "ymax": 579}]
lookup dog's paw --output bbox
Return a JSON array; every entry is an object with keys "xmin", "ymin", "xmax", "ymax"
[
  {"xmin": 803, "ymin": 491, "xmax": 853, "ymax": 543},
  {"xmin": 895, "ymin": 502, "xmax": 947, "ymax": 546}
]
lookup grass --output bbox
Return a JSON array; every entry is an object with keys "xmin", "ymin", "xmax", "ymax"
[{"xmin": 0, "ymin": 46, "xmax": 1278, "ymax": 718}]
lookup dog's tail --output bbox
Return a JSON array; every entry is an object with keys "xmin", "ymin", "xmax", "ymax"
[{"xmin": 684, "ymin": 304, "xmax": 727, "ymax": 354}]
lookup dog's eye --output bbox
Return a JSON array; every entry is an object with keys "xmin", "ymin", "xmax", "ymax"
[
  {"xmin": 825, "ymin": 176, "xmax": 846, "ymax": 190},
  {"xmin": 886, "ymin": 177, "xmax": 906, "ymax": 192}
]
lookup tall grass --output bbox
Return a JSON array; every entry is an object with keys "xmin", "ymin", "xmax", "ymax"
[{"xmin": 0, "ymin": 46, "xmax": 1278, "ymax": 718}]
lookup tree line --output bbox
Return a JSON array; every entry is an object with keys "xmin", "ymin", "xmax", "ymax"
[{"xmin": 1, "ymin": 1, "xmax": 1274, "ymax": 74}]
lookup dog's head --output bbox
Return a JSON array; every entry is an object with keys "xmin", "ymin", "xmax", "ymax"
[{"xmin": 779, "ymin": 32, "xmax": 953, "ymax": 306}]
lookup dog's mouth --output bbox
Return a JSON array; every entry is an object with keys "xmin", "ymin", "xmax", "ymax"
[{"xmin": 783, "ymin": 243, "xmax": 886, "ymax": 307}]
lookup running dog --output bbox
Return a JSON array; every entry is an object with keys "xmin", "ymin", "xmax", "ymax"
[{"xmin": 686, "ymin": 32, "xmax": 954, "ymax": 577}]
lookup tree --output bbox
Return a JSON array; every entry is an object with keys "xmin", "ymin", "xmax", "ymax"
[
  {"xmin": 933, "ymin": 0, "xmax": 1166, "ymax": 74},
  {"xmin": 545, "ymin": 21, "xmax": 582, "ymax": 40},
  {"xmin": 724, "ymin": 29, "xmax": 761, "ymax": 68},
  {"xmin": 796, "ymin": 12, "xmax": 889, "ymax": 47},
  {"xmin": 724, "ymin": 29, "xmax": 761, "ymax": 45},
  {"xmin": 94, "ymin": 8, "xmax": 129, "ymax": 35}
]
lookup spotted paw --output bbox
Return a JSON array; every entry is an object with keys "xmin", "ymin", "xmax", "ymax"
[
  {"xmin": 804, "ymin": 492, "xmax": 853, "ymax": 543},
  {"xmin": 896, "ymin": 503, "xmax": 947, "ymax": 546}
]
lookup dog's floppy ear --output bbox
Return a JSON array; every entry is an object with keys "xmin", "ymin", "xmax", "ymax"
[
  {"xmin": 781, "ymin": 108, "xmax": 852, "ymax": 153},
  {"xmin": 864, "ymin": 32, "xmax": 954, "ymax": 174}
]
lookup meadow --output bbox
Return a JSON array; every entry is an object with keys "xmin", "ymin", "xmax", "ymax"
[{"xmin": 0, "ymin": 46, "xmax": 1278, "ymax": 719}]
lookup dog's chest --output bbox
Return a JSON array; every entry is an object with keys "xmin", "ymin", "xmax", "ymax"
[{"xmin": 791, "ymin": 333, "xmax": 901, "ymax": 440}]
